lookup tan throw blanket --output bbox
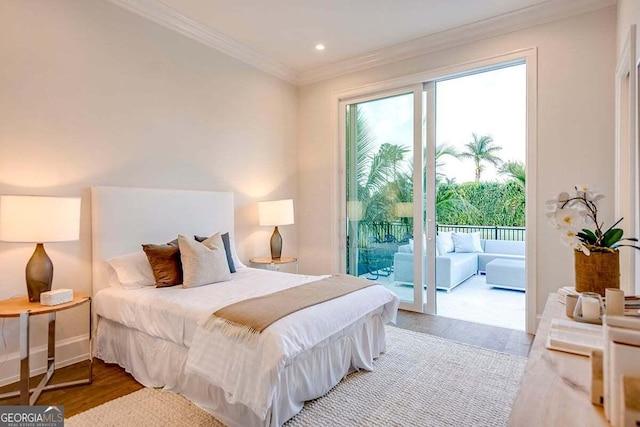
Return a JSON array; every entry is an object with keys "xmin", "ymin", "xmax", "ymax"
[{"xmin": 201, "ymin": 274, "xmax": 376, "ymax": 344}]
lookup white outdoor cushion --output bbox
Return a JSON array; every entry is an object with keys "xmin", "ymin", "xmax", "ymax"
[
  {"xmin": 435, "ymin": 236, "xmax": 444, "ymax": 256},
  {"xmin": 179, "ymin": 234, "xmax": 230, "ymax": 288},
  {"xmin": 452, "ymin": 232, "xmax": 484, "ymax": 253},
  {"xmin": 409, "ymin": 235, "xmax": 429, "ymax": 254},
  {"xmin": 438, "ymin": 232, "xmax": 455, "ymax": 253},
  {"xmin": 106, "ymin": 251, "xmax": 156, "ymax": 289},
  {"xmin": 484, "ymin": 239, "xmax": 525, "ymax": 255}
]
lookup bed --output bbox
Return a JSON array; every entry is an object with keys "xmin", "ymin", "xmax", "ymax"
[{"xmin": 90, "ymin": 186, "xmax": 399, "ymax": 427}]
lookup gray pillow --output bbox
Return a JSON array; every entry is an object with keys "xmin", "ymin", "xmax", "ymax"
[{"xmin": 195, "ymin": 232, "xmax": 236, "ymax": 273}]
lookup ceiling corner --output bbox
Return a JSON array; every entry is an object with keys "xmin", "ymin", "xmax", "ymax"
[{"xmin": 107, "ymin": 0, "xmax": 300, "ymax": 85}]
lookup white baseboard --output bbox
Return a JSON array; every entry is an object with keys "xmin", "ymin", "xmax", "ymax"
[{"xmin": 0, "ymin": 334, "xmax": 90, "ymax": 387}]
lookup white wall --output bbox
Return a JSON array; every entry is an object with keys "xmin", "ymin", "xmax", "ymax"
[
  {"xmin": 617, "ymin": 1, "xmax": 640, "ymax": 295},
  {"xmin": 617, "ymin": 0, "xmax": 640, "ymax": 60},
  {"xmin": 298, "ymin": 7, "xmax": 617, "ymax": 318},
  {"xmin": 0, "ymin": 0, "xmax": 297, "ymax": 382}
]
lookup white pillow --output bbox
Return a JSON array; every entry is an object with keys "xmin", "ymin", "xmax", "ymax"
[
  {"xmin": 408, "ymin": 235, "xmax": 429, "ymax": 254},
  {"xmin": 106, "ymin": 251, "xmax": 155, "ymax": 289},
  {"xmin": 452, "ymin": 232, "xmax": 484, "ymax": 253},
  {"xmin": 106, "ymin": 264, "xmax": 123, "ymax": 289},
  {"xmin": 435, "ymin": 236, "xmax": 443, "ymax": 256},
  {"xmin": 229, "ymin": 237, "xmax": 247, "ymax": 268},
  {"xmin": 179, "ymin": 234, "xmax": 230, "ymax": 288},
  {"xmin": 438, "ymin": 232, "xmax": 455, "ymax": 253}
]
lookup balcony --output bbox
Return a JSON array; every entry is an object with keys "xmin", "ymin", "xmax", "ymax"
[{"xmin": 350, "ymin": 222, "xmax": 526, "ymax": 331}]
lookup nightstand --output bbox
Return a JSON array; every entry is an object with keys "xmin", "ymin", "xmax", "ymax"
[
  {"xmin": 250, "ymin": 257, "xmax": 299, "ymax": 273},
  {"xmin": 0, "ymin": 293, "xmax": 92, "ymax": 405}
]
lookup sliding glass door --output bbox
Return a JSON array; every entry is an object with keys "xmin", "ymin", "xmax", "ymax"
[
  {"xmin": 340, "ymin": 55, "xmax": 532, "ymax": 331},
  {"xmin": 343, "ymin": 85, "xmax": 434, "ymax": 313}
]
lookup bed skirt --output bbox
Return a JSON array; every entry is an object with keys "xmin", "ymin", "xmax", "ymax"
[{"xmin": 95, "ymin": 309, "xmax": 387, "ymax": 427}]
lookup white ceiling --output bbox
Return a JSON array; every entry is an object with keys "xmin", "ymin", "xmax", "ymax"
[
  {"xmin": 159, "ymin": 0, "xmax": 551, "ymax": 71},
  {"xmin": 110, "ymin": 0, "xmax": 616, "ymax": 84}
]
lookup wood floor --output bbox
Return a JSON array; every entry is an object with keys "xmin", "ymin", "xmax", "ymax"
[
  {"xmin": 0, "ymin": 359, "xmax": 143, "ymax": 416},
  {"xmin": 394, "ymin": 311, "xmax": 533, "ymax": 357},
  {"xmin": 0, "ymin": 311, "xmax": 533, "ymax": 417}
]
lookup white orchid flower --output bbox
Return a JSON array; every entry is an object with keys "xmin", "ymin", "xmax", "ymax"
[
  {"xmin": 559, "ymin": 228, "xmax": 591, "ymax": 255},
  {"xmin": 554, "ymin": 208, "xmax": 582, "ymax": 230},
  {"xmin": 576, "ymin": 185, "xmax": 603, "ymax": 204},
  {"xmin": 587, "ymin": 193, "xmax": 605, "ymax": 210},
  {"xmin": 548, "ymin": 186, "xmax": 619, "ymax": 255},
  {"xmin": 545, "ymin": 203, "xmax": 558, "ymax": 216},
  {"xmin": 561, "ymin": 233, "xmax": 580, "ymax": 250},
  {"xmin": 557, "ymin": 191, "xmax": 570, "ymax": 204},
  {"xmin": 559, "ymin": 228, "xmax": 579, "ymax": 244},
  {"xmin": 590, "ymin": 193, "xmax": 604, "ymax": 202},
  {"xmin": 576, "ymin": 184, "xmax": 590, "ymax": 196},
  {"xmin": 546, "ymin": 191, "xmax": 571, "ymax": 211}
]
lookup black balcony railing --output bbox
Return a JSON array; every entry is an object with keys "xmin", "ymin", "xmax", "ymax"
[
  {"xmin": 352, "ymin": 221, "xmax": 525, "ymax": 248},
  {"xmin": 347, "ymin": 221, "xmax": 525, "ymax": 276},
  {"xmin": 436, "ymin": 224, "xmax": 526, "ymax": 241}
]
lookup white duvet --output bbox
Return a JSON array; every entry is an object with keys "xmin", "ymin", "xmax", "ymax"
[{"xmin": 94, "ymin": 267, "xmax": 399, "ymax": 421}]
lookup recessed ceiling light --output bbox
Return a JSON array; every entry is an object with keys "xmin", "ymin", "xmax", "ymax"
[{"xmin": 315, "ymin": 44, "xmax": 325, "ymax": 51}]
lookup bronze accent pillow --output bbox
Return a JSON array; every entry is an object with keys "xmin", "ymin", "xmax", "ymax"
[{"xmin": 142, "ymin": 240, "xmax": 182, "ymax": 287}]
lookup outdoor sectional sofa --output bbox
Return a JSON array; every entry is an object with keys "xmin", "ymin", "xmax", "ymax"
[{"xmin": 393, "ymin": 236, "xmax": 525, "ymax": 291}]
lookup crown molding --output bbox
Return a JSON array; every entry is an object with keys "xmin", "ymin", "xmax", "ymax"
[
  {"xmin": 297, "ymin": 0, "xmax": 616, "ymax": 85},
  {"xmin": 107, "ymin": 0, "xmax": 299, "ymax": 84},
  {"xmin": 108, "ymin": 0, "xmax": 614, "ymax": 87}
]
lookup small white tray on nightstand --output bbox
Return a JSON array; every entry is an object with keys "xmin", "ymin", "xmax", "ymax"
[{"xmin": 40, "ymin": 289, "xmax": 74, "ymax": 306}]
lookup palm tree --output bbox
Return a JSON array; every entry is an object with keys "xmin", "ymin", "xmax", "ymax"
[
  {"xmin": 364, "ymin": 144, "xmax": 409, "ymax": 221},
  {"xmin": 498, "ymin": 160, "xmax": 525, "ymax": 187},
  {"xmin": 435, "ymin": 184, "xmax": 480, "ymax": 223},
  {"xmin": 346, "ymin": 107, "xmax": 377, "ymax": 202},
  {"xmin": 346, "ymin": 107, "xmax": 411, "ymax": 222},
  {"xmin": 459, "ymin": 133, "xmax": 503, "ymax": 182},
  {"xmin": 435, "ymin": 142, "xmax": 459, "ymax": 183},
  {"xmin": 376, "ymin": 143, "xmax": 407, "ymax": 182}
]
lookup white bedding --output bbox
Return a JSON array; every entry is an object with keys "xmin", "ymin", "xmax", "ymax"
[
  {"xmin": 94, "ymin": 267, "xmax": 399, "ymax": 422},
  {"xmin": 95, "ymin": 267, "xmax": 328, "ymax": 347}
]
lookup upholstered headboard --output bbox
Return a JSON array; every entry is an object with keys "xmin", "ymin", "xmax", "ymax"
[{"xmin": 91, "ymin": 186, "xmax": 234, "ymax": 295}]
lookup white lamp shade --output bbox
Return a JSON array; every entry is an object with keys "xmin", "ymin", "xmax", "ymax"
[
  {"xmin": 0, "ymin": 195, "xmax": 81, "ymax": 243},
  {"xmin": 258, "ymin": 199, "xmax": 294, "ymax": 226}
]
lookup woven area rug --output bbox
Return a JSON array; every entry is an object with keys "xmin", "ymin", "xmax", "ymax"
[{"xmin": 67, "ymin": 326, "xmax": 526, "ymax": 427}]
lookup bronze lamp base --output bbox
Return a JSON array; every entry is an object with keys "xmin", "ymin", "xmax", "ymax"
[{"xmin": 25, "ymin": 243, "xmax": 53, "ymax": 302}]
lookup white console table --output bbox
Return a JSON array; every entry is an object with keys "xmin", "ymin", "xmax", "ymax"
[{"xmin": 510, "ymin": 293, "xmax": 609, "ymax": 426}]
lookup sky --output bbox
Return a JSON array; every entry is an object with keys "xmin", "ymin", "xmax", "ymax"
[{"xmin": 357, "ymin": 63, "xmax": 526, "ymax": 183}]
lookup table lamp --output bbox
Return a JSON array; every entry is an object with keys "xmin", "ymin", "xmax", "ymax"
[
  {"xmin": 0, "ymin": 195, "xmax": 81, "ymax": 302},
  {"xmin": 258, "ymin": 199, "xmax": 294, "ymax": 260}
]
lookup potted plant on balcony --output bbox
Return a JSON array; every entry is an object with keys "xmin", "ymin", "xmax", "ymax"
[{"xmin": 546, "ymin": 186, "xmax": 640, "ymax": 295}]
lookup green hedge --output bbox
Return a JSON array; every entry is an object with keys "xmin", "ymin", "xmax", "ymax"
[{"xmin": 436, "ymin": 181, "xmax": 525, "ymax": 227}]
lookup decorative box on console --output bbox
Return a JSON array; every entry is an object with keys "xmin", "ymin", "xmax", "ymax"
[{"xmin": 40, "ymin": 289, "xmax": 73, "ymax": 306}]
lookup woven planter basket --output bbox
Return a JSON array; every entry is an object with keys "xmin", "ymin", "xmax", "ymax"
[{"xmin": 574, "ymin": 249, "xmax": 620, "ymax": 296}]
